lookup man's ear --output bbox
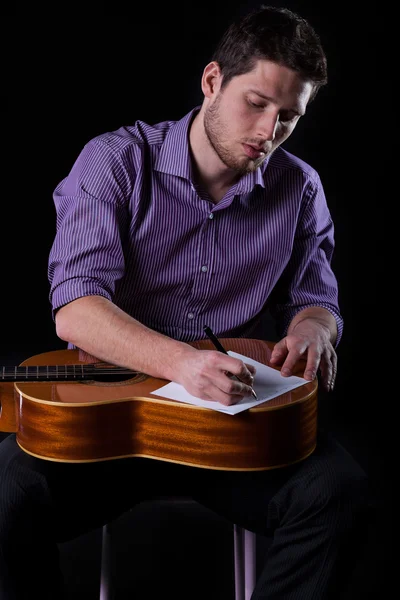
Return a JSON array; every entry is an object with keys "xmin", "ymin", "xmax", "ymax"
[{"xmin": 201, "ymin": 61, "xmax": 222, "ymax": 98}]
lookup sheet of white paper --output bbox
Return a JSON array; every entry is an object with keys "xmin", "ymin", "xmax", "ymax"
[{"xmin": 151, "ymin": 351, "xmax": 308, "ymax": 415}]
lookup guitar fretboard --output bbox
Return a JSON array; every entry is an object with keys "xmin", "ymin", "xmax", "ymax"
[{"xmin": 0, "ymin": 364, "xmax": 137, "ymax": 382}]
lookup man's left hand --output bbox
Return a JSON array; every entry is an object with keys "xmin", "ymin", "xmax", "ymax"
[{"xmin": 269, "ymin": 317, "xmax": 337, "ymax": 392}]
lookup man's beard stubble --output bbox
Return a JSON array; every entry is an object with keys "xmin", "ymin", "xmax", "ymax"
[{"xmin": 203, "ymin": 95, "xmax": 264, "ymax": 175}]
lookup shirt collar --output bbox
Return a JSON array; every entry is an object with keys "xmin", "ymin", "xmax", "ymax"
[
  {"xmin": 154, "ymin": 108, "xmax": 197, "ymax": 179},
  {"xmin": 155, "ymin": 106, "xmax": 271, "ymax": 192}
]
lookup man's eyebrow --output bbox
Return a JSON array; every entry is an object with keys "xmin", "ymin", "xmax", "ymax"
[{"xmin": 248, "ymin": 89, "xmax": 304, "ymax": 116}]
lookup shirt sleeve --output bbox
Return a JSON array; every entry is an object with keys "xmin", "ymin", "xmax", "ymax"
[
  {"xmin": 268, "ymin": 175, "xmax": 344, "ymax": 346},
  {"xmin": 48, "ymin": 138, "xmax": 133, "ymax": 319}
]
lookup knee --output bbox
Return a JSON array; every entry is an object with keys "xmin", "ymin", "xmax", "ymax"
[
  {"xmin": 0, "ymin": 460, "xmax": 48, "ymax": 536},
  {"xmin": 0, "ymin": 474, "xmax": 30, "ymax": 532},
  {"xmin": 309, "ymin": 457, "xmax": 369, "ymax": 533},
  {"xmin": 336, "ymin": 463, "xmax": 368, "ymax": 519}
]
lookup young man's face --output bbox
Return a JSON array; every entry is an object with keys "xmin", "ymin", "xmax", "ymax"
[{"xmin": 203, "ymin": 59, "xmax": 314, "ymax": 174}]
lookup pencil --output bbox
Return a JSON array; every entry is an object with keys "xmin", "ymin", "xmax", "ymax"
[{"xmin": 203, "ymin": 325, "xmax": 258, "ymax": 399}]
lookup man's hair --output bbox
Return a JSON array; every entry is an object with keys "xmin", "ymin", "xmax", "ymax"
[{"xmin": 212, "ymin": 5, "xmax": 328, "ymax": 101}]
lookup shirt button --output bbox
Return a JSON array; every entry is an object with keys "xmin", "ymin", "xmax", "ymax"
[
  {"xmin": 201, "ymin": 265, "xmax": 208, "ymax": 273},
  {"xmin": 187, "ymin": 312, "xmax": 194, "ymax": 319},
  {"xmin": 208, "ymin": 213, "xmax": 214, "ymax": 219}
]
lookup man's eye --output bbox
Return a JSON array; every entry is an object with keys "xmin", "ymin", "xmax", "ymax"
[
  {"xmin": 280, "ymin": 113, "xmax": 297, "ymax": 123},
  {"xmin": 248, "ymin": 100, "xmax": 264, "ymax": 109}
]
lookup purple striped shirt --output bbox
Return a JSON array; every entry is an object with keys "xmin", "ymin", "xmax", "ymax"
[{"xmin": 48, "ymin": 107, "xmax": 343, "ymax": 345}]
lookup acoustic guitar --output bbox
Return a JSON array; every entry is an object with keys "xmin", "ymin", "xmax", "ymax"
[{"xmin": 0, "ymin": 338, "xmax": 318, "ymax": 471}]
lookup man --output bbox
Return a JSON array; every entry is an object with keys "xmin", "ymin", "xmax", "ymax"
[{"xmin": 0, "ymin": 5, "xmax": 368, "ymax": 598}]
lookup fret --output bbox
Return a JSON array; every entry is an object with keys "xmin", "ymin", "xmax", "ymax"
[{"xmin": 0, "ymin": 363, "xmax": 135, "ymax": 381}]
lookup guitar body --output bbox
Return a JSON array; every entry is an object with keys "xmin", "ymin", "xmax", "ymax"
[{"xmin": 0, "ymin": 339, "xmax": 318, "ymax": 470}]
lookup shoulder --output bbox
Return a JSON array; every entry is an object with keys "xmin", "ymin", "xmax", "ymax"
[
  {"xmin": 267, "ymin": 146, "xmax": 322, "ymax": 189},
  {"xmin": 84, "ymin": 118, "xmax": 176, "ymax": 160}
]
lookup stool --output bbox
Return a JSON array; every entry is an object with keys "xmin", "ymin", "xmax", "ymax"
[{"xmin": 99, "ymin": 517, "xmax": 256, "ymax": 600}]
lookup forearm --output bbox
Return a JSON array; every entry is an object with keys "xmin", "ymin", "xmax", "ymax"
[
  {"xmin": 287, "ymin": 307, "xmax": 338, "ymax": 345},
  {"xmin": 54, "ymin": 295, "xmax": 193, "ymax": 381}
]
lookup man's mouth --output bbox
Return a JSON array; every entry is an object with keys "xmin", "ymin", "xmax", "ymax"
[{"xmin": 242, "ymin": 143, "xmax": 266, "ymax": 160}]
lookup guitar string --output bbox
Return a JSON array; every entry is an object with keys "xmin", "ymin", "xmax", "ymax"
[{"xmin": 0, "ymin": 365, "xmax": 139, "ymax": 379}]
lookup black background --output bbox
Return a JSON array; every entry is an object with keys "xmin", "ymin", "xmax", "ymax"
[{"xmin": 1, "ymin": 1, "xmax": 393, "ymax": 597}]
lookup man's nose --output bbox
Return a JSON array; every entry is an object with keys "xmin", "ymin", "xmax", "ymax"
[{"xmin": 257, "ymin": 111, "xmax": 279, "ymax": 142}]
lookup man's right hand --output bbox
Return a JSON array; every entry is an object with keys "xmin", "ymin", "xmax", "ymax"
[{"xmin": 174, "ymin": 347, "xmax": 256, "ymax": 406}]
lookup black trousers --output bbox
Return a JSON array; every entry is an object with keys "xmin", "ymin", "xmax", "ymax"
[{"xmin": 0, "ymin": 429, "xmax": 369, "ymax": 600}]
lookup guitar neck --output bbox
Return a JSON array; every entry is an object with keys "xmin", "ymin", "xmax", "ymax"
[{"xmin": 0, "ymin": 364, "xmax": 138, "ymax": 382}]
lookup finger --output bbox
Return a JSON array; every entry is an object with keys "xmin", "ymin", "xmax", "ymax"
[
  {"xmin": 330, "ymin": 352, "xmax": 337, "ymax": 390},
  {"xmin": 325, "ymin": 351, "xmax": 337, "ymax": 391},
  {"xmin": 319, "ymin": 350, "xmax": 337, "ymax": 391},
  {"xmin": 221, "ymin": 372, "xmax": 255, "ymax": 398},
  {"xmin": 269, "ymin": 340, "xmax": 288, "ymax": 365},
  {"xmin": 280, "ymin": 342, "xmax": 309, "ymax": 377},
  {"xmin": 218, "ymin": 355, "xmax": 255, "ymax": 385},
  {"xmin": 191, "ymin": 375, "xmax": 241, "ymax": 405},
  {"xmin": 240, "ymin": 363, "xmax": 256, "ymax": 387},
  {"xmin": 195, "ymin": 363, "xmax": 254, "ymax": 405},
  {"xmin": 302, "ymin": 346, "xmax": 320, "ymax": 381},
  {"xmin": 204, "ymin": 377, "xmax": 252, "ymax": 406},
  {"xmin": 203, "ymin": 392, "xmax": 244, "ymax": 406},
  {"xmin": 245, "ymin": 363, "xmax": 257, "ymax": 377}
]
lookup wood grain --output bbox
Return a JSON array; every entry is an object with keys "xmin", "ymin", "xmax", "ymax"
[{"xmin": 0, "ymin": 339, "xmax": 318, "ymax": 470}]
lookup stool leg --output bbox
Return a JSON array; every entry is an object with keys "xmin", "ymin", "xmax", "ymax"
[
  {"xmin": 100, "ymin": 520, "xmax": 255, "ymax": 600},
  {"xmin": 244, "ymin": 529, "xmax": 257, "ymax": 600},
  {"xmin": 234, "ymin": 524, "xmax": 245, "ymax": 600},
  {"xmin": 100, "ymin": 523, "xmax": 113, "ymax": 600}
]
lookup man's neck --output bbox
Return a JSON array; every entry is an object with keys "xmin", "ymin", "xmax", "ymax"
[{"xmin": 189, "ymin": 110, "xmax": 239, "ymax": 202}]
